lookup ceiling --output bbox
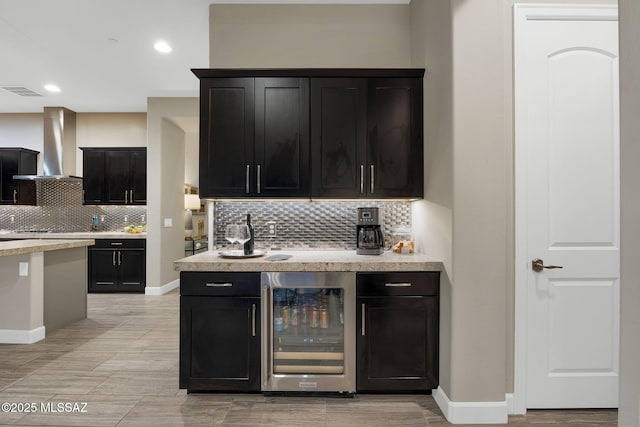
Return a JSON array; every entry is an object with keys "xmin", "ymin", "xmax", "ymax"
[
  {"xmin": 0, "ymin": 0, "xmax": 211, "ymax": 113},
  {"xmin": 0, "ymin": 0, "xmax": 410, "ymax": 115}
]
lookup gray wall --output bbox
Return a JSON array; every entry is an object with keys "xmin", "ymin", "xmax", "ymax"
[
  {"xmin": 618, "ymin": 0, "xmax": 640, "ymax": 425},
  {"xmin": 146, "ymin": 98, "xmax": 198, "ymax": 291},
  {"xmin": 209, "ymin": 4, "xmax": 411, "ymax": 68}
]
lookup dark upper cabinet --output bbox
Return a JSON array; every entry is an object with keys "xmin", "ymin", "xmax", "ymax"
[
  {"xmin": 311, "ymin": 77, "xmax": 423, "ymax": 199},
  {"xmin": 199, "ymin": 77, "xmax": 309, "ymax": 198},
  {"xmin": 82, "ymin": 148, "xmax": 146, "ymax": 205},
  {"xmin": 311, "ymin": 78, "xmax": 367, "ymax": 198},
  {"xmin": 367, "ymin": 78, "xmax": 423, "ymax": 198},
  {"xmin": 0, "ymin": 148, "xmax": 38, "ymax": 205},
  {"xmin": 199, "ymin": 78, "xmax": 254, "ymax": 197},
  {"xmin": 194, "ymin": 69, "xmax": 423, "ymax": 199}
]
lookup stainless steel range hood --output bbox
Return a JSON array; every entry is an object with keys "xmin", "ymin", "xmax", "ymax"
[{"xmin": 13, "ymin": 107, "xmax": 82, "ymax": 181}]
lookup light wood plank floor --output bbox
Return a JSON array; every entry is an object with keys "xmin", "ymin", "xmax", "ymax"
[{"xmin": 0, "ymin": 290, "xmax": 617, "ymax": 426}]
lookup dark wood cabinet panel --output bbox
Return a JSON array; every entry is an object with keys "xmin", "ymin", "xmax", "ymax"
[
  {"xmin": 255, "ymin": 78, "xmax": 309, "ymax": 197},
  {"xmin": 356, "ymin": 272, "xmax": 439, "ymax": 393},
  {"xmin": 199, "ymin": 77, "xmax": 309, "ymax": 198},
  {"xmin": 199, "ymin": 78, "xmax": 254, "ymax": 198},
  {"xmin": 0, "ymin": 148, "xmax": 38, "ymax": 205},
  {"xmin": 367, "ymin": 78, "xmax": 423, "ymax": 198},
  {"xmin": 88, "ymin": 239, "xmax": 146, "ymax": 293},
  {"xmin": 179, "ymin": 272, "xmax": 261, "ymax": 392},
  {"xmin": 82, "ymin": 148, "xmax": 146, "ymax": 205},
  {"xmin": 311, "ymin": 78, "xmax": 367, "ymax": 198}
]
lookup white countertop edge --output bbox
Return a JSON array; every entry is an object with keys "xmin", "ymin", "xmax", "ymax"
[
  {"xmin": 173, "ymin": 250, "xmax": 443, "ymax": 273},
  {"xmin": 0, "ymin": 239, "xmax": 96, "ymax": 257},
  {"xmin": 0, "ymin": 232, "xmax": 146, "ymax": 239}
]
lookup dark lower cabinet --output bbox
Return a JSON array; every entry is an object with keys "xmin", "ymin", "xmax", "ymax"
[
  {"xmin": 88, "ymin": 239, "xmax": 146, "ymax": 293},
  {"xmin": 356, "ymin": 272, "xmax": 439, "ymax": 393},
  {"xmin": 180, "ymin": 272, "xmax": 261, "ymax": 392}
]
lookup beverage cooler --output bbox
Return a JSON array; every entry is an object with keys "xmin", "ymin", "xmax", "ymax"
[{"xmin": 261, "ymin": 272, "xmax": 356, "ymax": 394}]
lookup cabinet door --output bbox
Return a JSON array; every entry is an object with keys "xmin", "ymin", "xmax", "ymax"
[
  {"xmin": 367, "ymin": 78, "xmax": 423, "ymax": 198},
  {"xmin": 105, "ymin": 150, "xmax": 131, "ymax": 204},
  {"xmin": 357, "ymin": 295, "xmax": 438, "ymax": 392},
  {"xmin": 311, "ymin": 78, "xmax": 367, "ymax": 198},
  {"xmin": 254, "ymin": 78, "xmax": 310, "ymax": 197},
  {"xmin": 88, "ymin": 249, "xmax": 119, "ymax": 292},
  {"xmin": 130, "ymin": 149, "xmax": 146, "ymax": 204},
  {"xmin": 82, "ymin": 150, "xmax": 106, "ymax": 204},
  {"xmin": 180, "ymin": 296, "xmax": 261, "ymax": 392},
  {"xmin": 200, "ymin": 78, "xmax": 254, "ymax": 198},
  {"xmin": 117, "ymin": 249, "xmax": 145, "ymax": 292},
  {"xmin": 0, "ymin": 151, "xmax": 19, "ymax": 203}
]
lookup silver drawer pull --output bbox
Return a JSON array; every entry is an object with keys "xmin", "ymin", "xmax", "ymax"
[
  {"xmin": 384, "ymin": 282, "xmax": 412, "ymax": 287},
  {"xmin": 110, "ymin": 242, "xmax": 124, "ymax": 246},
  {"xmin": 205, "ymin": 282, "xmax": 233, "ymax": 287}
]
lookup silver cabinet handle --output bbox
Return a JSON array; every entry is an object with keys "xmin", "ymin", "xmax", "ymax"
[
  {"xmin": 384, "ymin": 282, "xmax": 412, "ymax": 287},
  {"xmin": 252, "ymin": 303, "xmax": 256, "ymax": 337},
  {"xmin": 245, "ymin": 164, "xmax": 250, "ymax": 194},
  {"xmin": 361, "ymin": 303, "xmax": 366, "ymax": 336},
  {"xmin": 360, "ymin": 165, "xmax": 364, "ymax": 194},
  {"xmin": 124, "ymin": 190, "xmax": 128, "ymax": 204},
  {"xmin": 257, "ymin": 164, "xmax": 261, "ymax": 194},
  {"xmin": 129, "ymin": 190, "xmax": 133, "ymax": 203},
  {"xmin": 118, "ymin": 251, "xmax": 122, "ymax": 266},
  {"xmin": 112, "ymin": 251, "xmax": 116, "ymax": 266},
  {"xmin": 110, "ymin": 242, "xmax": 123, "ymax": 246},
  {"xmin": 205, "ymin": 282, "xmax": 233, "ymax": 287},
  {"xmin": 13, "ymin": 189, "xmax": 17, "ymax": 204},
  {"xmin": 370, "ymin": 164, "xmax": 375, "ymax": 194}
]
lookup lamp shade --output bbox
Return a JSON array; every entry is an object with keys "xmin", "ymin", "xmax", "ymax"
[{"xmin": 184, "ymin": 194, "xmax": 201, "ymax": 210}]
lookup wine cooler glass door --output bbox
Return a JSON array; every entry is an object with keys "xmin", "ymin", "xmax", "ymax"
[{"xmin": 261, "ymin": 272, "xmax": 355, "ymax": 393}]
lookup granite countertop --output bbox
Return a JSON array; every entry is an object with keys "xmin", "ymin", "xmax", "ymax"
[
  {"xmin": 174, "ymin": 249, "xmax": 442, "ymax": 272},
  {"xmin": 0, "ymin": 231, "xmax": 146, "ymax": 239},
  {"xmin": 0, "ymin": 239, "xmax": 96, "ymax": 257}
]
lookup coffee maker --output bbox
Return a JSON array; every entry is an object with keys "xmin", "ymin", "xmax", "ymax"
[{"xmin": 356, "ymin": 207, "xmax": 384, "ymax": 255}]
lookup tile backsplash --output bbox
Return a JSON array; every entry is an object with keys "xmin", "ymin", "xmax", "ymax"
[
  {"xmin": 213, "ymin": 200, "xmax": 411, "ymax": 250},
  {"xmin": 0, "ymin": 180, "xmax": 146, "ymax": 232}
]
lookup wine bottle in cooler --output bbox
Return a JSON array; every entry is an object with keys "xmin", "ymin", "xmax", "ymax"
[{"xmin": 244, "ymin": 213, "xmax": 255, "ymax": 255}]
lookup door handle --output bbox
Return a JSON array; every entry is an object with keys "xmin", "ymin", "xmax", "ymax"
[
  {"xmin": 257, "ymin": 164, "xmax": 261, "ymax": 194},
  {"xmin": 13, "ymin": 189, "xmax": 18, "ymax": 204},
  {"xmin": 124, "ymin": 190, "xmax": 128, "ymax": 204},
  {"xmin": 361, "ymin": 303, "xmax": 366, "ymax": 336},
  {"xmin": 118, "ymin": 251, "xmax": 122, "ymax": 266},
  {"xmin": 360, "ymin": 165, "xmax": 364, "ymax": 194},
  {"xmin": 112, "ymin": 251, "xmax": 116, "ymax": 266},
  {"xmin": 252, "ymin": 303, "xmax": 256, "ymax": 337},
  {"xmin": 129, "ymin": 190, "xmax": 133, "ymax": 203},
  {"xmin": 245, "ymin": 164, "xmax": 250, "ymax": 194},
  {"xmin": 532, "ymin": 258, "xmax": 563, "ymax": 272},
  {"xmin": 370, "ymin": 165, "xmax": 375, "ymax": 194}
]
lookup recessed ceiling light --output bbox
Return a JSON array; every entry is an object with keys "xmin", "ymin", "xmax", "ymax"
[
  {"xmin": 154, "ymin": 40, "xmax": 172, "ymax": 53},
  {"xmin": 44, "ymin": 84, "xmax": 61, "ymax": 93}
]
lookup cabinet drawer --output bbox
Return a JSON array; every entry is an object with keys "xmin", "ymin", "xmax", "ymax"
[
  {"xmin": 180, "ymin": 272, "xmax": 260, "ymax": 297},
  {"xmin": 357, "ymin": 272, "xmax": 439, "ymax": 297},
  {"xmin": 92, "ymin": 239, "xmax": 146, "ymax": 249}
]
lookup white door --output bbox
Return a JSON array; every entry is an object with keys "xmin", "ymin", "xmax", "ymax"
[{"xmin": 515, "ymin": 5, "xmax": 619, "ymax": 409}]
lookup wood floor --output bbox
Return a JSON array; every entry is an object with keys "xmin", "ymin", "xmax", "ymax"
[{"xmin": 0, "ymin": 290, "xmax": 617, "ymax": 426}]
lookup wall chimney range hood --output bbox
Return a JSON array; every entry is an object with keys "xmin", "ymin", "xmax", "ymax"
[{"xmin": 13, "ymin": 107, "xmax": 82, "ymax": 181}]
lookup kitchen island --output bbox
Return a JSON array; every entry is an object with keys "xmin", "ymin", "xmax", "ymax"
[{"xmin": 0, "ymin": 238, "xmax": 94, "ymax": 343}]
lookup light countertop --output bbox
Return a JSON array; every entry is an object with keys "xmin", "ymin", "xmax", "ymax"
[
  {"xmin": 174, "ymin": 249, "xmax": 442, "ymax": 273},
  {"xmin": 0, "ymin": 239, "xmax": 96, "ymax": 257},
  {"xmin": 0, "ymin": 231, "xmax": 146, "ymax": 239}
]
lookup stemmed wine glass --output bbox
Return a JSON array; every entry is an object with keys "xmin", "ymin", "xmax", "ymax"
[{"xmin": 225, "ymin": 224, "xmax": 251, "ymax": 254}]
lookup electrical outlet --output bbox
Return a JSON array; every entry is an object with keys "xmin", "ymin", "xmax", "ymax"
[{"xmin": 267, "ymin": 221, "xmax": 277, "ymax": 237}]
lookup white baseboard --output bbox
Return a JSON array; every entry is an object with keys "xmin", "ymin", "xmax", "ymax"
[
  {"xmin": 433, "ymin": 386, "xmax": 509, "ymax": 424},
  {"xmin": 145, "ymin": 279, "xmax": 179, "ymax": 296},
  {"xmin": 505, "ymin": 393, "xmax": 518, "ymax": 415},
  {"xmin": 0, "ymin": 326, "xmax": 45, "ymax": 344}
]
